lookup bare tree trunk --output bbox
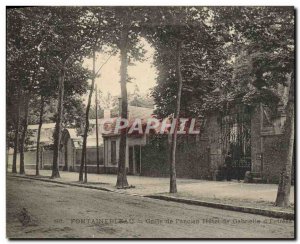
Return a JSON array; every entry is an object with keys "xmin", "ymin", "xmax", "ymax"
[
  {"xmin": 19, "ymin": 95, "xmax": 30, "ymax": 175},
  {"xmin": 95, "ymin": 84, "xmax": 100, "ymax": 174},
  {"xmin": 36, "ymin": 96, "xmax": 44, "ymax": 176},
  {"xmin": 12, "ymin": 88, "xmax": 21, "ymax": 174},
  {"xmin": 275, "ymin": 74, "xmax": 294, "ymax": 207},
  {"xmin": 169, "ymin": 40, "xmax": 183, "ymax": 194},
  {"xmin": 116, "ymin": 28, "xmax": 129, "ymax": 189},
  {"xmin": 52, "ymin": 68, "xmax": 66, "ymax": 179},
  {"xmin": 79, "ymin": 49, "xmax": 97, "ymax": 183}
]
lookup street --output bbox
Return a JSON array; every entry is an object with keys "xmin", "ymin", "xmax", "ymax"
[{"xmin": 6, "ymin": 176, "xmax": 294, "ymax": 239}]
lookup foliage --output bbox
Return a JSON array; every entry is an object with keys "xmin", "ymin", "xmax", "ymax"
[{"xmin": 150, "ymin": 7, "xmax": 294, "ymax": 117}]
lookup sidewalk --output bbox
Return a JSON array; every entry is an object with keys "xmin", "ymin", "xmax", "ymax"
[{"xmin": 8, "ymin": 169, "xmax": 294, "ymax": 219}]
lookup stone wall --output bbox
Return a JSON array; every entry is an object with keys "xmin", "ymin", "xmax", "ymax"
[
  {"xmin": 251, "ymin": 106, "xmax": 263, "ymax": 173},
  {"xmin": 204, "ymin": 114, "xmax": 222, "ymax": 178},
  {"xmin": 262, "ymin": 134, "xmax": 287, "ymax": 183},
  {"xmin": 140, "ymin": 134, "xmax": 211, "ymax": 179}
]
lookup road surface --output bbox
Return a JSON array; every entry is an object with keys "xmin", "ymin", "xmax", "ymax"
[{"xmin": 6, "ymin": 176, "xmax": 294, "ymax": 239}]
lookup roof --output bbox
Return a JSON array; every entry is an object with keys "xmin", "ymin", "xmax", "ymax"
[
  {"xmin": 27, "ymin": 123, "xmax": 56, "ymax": 149},
  {"xmin": 27, "ymin": 123, "xmax": 56, "ymax": 130},
  {"xmin": 128, "ymin": 106, "xmax": 153, "ymax": 120},
  {"xmin": 27, "ymin": 123, "xmax": 105, "ymax": 149},
  {"xmin": 25, "ymin": 106, "xmax": 154, "ymax": 147},
  {"xmin": 102, "ymin": 106, "xmax": 154, "ymax": 137},
  {"xmin": 65, "ymin": 128, "xmax": 81, "ymax": 140},
  {"xmin": 62, "ymin": 128, "xmax": 104, "ymax": 149}
]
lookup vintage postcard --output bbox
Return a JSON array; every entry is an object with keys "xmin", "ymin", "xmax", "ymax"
[{"xmin": 6, "ymin": 6, "xmax": 295, "ymax": 239}]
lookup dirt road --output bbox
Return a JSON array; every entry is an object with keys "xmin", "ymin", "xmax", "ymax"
[{"xmin": 6, "ymin": 176, "xmax": 294, "ymax": 239}]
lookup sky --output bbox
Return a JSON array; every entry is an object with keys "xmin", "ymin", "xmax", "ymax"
[{"xmin": 82, "ymin": 38, "xmax": 158, "ymax": 105}]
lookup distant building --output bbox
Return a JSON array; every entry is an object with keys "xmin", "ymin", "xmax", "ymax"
[
  {"xmin": 7, "ymin": 119, "xmax": 106, "ymax": 173},
  {"xmin": 7, "ymin": 123, "xmax": 56, "ymax": 170}
]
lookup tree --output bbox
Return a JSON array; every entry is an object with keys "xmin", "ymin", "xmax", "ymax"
[
  {"xmin": 33, "ymin": 61, "xmax": 88, "ymax": 176},
  {"xmin": 275, "ymin": 73, "xmax": 294, "ymax": 207},
  {"xmin": 79, "ymin": 49, "xmax": 96, "ymax": 183},
  {"xmin": 19, "ymin": 96, "xmax": 30, "ymax": 174},
  {"xmin": 218, "ymin": 7, "xmax": 294, "ymax": 207},
  {"xmin": 128, "ymin": 85, "xmax": 154, "ymax": 108},
  {"xmin": 207, "ymin": 7, "xmax": 294, "ymax": 206},
  {"xmin": 95, "ymin": 85, "xmax": 101, "ymax": 174},
  {"xmin": 95, "ymin": 7, "xmax": 146, "ymax": 188},
  {"xmin": 38, "ymin": 7, "xmax": 96, "ymax": 179},
  {"xmin": 35, "ymin": 96, "xmax": 44, "ymax": 176},
  {"xmin": 147, "ymin": 7, "xmax": 221, "ymax": 193},
  {"xmin": 78, "ymin": 8, "xmax": 115, "ymax": 182},
  {"xmin": 7, "ymin": 7, "xmax": 45, "ymax": 174}
]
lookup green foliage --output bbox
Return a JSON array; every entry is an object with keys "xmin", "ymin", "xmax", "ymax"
[
  {"xmin": 150, "ymin": 7, "xmax": 294, "ymax": 117},
  {"xmin": 148, "ymin": 7, "xmax": 226, "ymax": 118},
  {"xmin": 207, "ymin": 7, "xmax": 294, "ymax": 111}
]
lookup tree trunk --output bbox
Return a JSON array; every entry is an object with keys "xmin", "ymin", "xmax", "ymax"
[
  {"xmin": 36, "ymin": 96, "xmax": 44, "ymax": 176},
  {"xmin": 169, "ymin": 40, "xmax": 183, "ymax": 194},
  {"xmin": 79, "ymin": 50, "xmax": 96, "ymax": 183},
  {"xmin": 52, "ymin": 68, "xmax": 66, "ymax": 179},
  {"xmin": 19, "ymin": 95, "xmax": 30, "ymax": 175},
  {"xmin": 12, "ymin": 88, "xmax": 21, "ymax": 174},
  {"xmin": 116, "ymin": 28, "xmax": 129, "ymax": 189},
  {"xmin": 275, "ymin": 74, "xmax": 294, "ymax": 207},
  {"xmin": 6, "ymin": 145, "xmax": 9, "ymax": 173},
  {"xmin": 95, "ymin": 84, "xmax": 100, "ymax": 174}
]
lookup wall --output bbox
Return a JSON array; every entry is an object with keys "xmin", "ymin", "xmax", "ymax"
[
  {"xmin": 205, "ymin": 114, "xmax": 222, "ymax": 177},
  {"xmin": 7, "ymin": 151, "xmax": 36, "ymax": 170},
  {"xmin": 7, "ymin": 150, "xmax": 53, "ymax": 171},
  {"xmin": 251, "ymin": 106, "xmax": 263, "ymax": 173},
  {"xmin": 140, "ymin": 134, "xmax": 211, "ymax": 179},
  {"xmin": 103, "ymin": 135, "xmax": 147, "ymax": 172},
  {"xmin": 262, "ymin": 134, "xmax": 287, "ymax": 183},
  {"xmin": 74, "ymin": 147, "xmax": 104, "ymax": 173},
  {"xmin": 42, "ymin": 150, "xmax": 54, "ymax": 169},
  {"xmin": 103, "ymin": 136, "xmax": 120, "ymax": 168},
  {"xmin": 176, "ymin": 136, "xmax": 211, "ymax": 179},
  {"xmin": 140, "ymin": 135, "xmax": 169, "ymax": 177}
]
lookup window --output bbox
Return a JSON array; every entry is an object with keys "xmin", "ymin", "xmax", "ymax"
[{"xmin": 111, "ymin": 141, "xmax": 116, "ymax": 164}]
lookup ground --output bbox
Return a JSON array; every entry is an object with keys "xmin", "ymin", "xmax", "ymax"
[
  {"xmin": 14, "ymin": 169, "xmax": 295, "ymax": 213},
  {"xmin": 7, "ymin": 176, "xmax": 294, "ymax": 239}
]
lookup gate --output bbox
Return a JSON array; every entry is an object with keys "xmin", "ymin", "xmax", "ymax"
[{"xmin": 221, "ymin": 105, "xmax": 251, "ymax": 180}]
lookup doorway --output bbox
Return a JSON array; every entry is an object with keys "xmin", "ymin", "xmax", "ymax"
[{"xmin": 221, "ymin": 105, "xmax": 252, "ymax": 180}]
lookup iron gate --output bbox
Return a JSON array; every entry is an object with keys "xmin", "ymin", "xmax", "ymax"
[{"xmin": 221, "ymin": 105, "xmax": 252, "ymax": 180}]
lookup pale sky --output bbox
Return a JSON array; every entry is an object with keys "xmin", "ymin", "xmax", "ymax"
[{"xmin": 82, "ymin": 38, "xmax": 158, "ymax": 105}]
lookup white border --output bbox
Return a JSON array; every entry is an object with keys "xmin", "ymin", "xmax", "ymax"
[{"xmin": 1, "ymin": 1, "xmax": 298, "ymax": 244}]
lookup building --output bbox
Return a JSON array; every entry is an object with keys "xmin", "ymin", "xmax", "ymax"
[
  {"xmin": 7, "ymin": 123, "xmax": 56, "ymax": 170},
  {"xmin": 7, "ymin": 120, "xmax": 105, "ymax": 173},
  {"xmin": 102, "ymin": 105, "xmax": 154, "ymax": 175},
  {"xmin": 8, "ymin": 98, "xmax": 293, "ymax": 183}
]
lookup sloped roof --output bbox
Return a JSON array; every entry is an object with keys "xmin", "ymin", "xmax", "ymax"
[
  {"xmin": 65, "ymin": 128, "xmax": 81, "ymax": 140},
  {"xmin": 102, "ymin": 106, "xmax": 154, "ymax": 137},
  {"xmin": 27, "ymin": 123, "xmax": 105, "ymax": 149},
  {"xmin": 26, "ymin": 106, "xmax": 154, "ymax": 148},
  {"xmin": 63, "ymin": 128, "xmax": 104, "ymax": 148},
  {"xmin": 27, "ymin": 123, "xmax": 55, "ymax": 148},
  {"xmin": 27, "ymin": 123, "xmax": 56, "ymax": 130},
  {"xmin": 128, "ymin": 106, "xmax": 153, "ymax": 120}
]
